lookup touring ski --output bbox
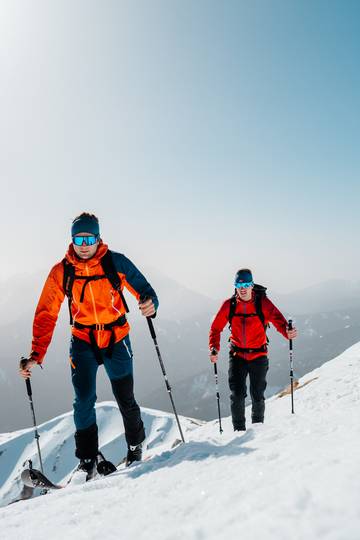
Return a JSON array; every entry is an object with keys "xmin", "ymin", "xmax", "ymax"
[{"xmin": 21, "ymin": 454, "xmax": 117, "ymax": 491}]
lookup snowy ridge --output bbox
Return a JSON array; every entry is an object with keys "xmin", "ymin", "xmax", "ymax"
[
  {"xmin": 0, "ymin": 405, "xmax": 203, "ymax": 507},
  {"xmin": 1, "ymin": 343, "xmax": 360, "ymax": 539}
]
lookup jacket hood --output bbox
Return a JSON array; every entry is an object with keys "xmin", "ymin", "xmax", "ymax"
[{"xmin": 65, "ymin": 241, "xmax": 109, "ymax": 269}]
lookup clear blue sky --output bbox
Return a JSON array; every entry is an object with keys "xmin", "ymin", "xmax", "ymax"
[{"xmin": 0, "ymin": 0, "xmax": 359, "ymax": 298}]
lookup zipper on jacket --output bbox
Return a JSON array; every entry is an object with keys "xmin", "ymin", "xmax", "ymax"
[
  {"xmin": 243, "ymin": 300, "xmax": 246, "ymax": 359},
  {"xmin": 85, "ymin": 263, "xmax": 102, "ymax": 347}
]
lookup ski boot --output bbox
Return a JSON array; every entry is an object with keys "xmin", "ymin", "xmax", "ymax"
[
  {"xmin": 77, "ymin": 457, "xmax": 98, "ymax": 481},
  {"xmin": 125, "ymin": 443, "xmax": 143, "ymax": 467},
  {"xmin": 96, "ymin": 452, "xmax": 117, "ymax": 476}
]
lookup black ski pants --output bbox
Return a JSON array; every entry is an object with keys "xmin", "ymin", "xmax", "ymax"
[
  {"xmin": 228, "ymin": 354, "xmax": 269, "ymax": 429},
  {"xmin": 70, "ymin": 335, "xmax": 145, "ymax": 459}
]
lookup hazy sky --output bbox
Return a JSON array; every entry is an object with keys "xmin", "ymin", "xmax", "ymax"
[{"xmin": 1, "ymin": 0, "xmax": 359, "ymax": 299}]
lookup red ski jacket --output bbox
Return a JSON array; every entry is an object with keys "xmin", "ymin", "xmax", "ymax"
[{"xmin": 209, "ymin": 293, "xmax": 288, "ymax": 361}]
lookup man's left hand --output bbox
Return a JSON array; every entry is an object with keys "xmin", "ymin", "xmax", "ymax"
[
  {"xmin": 139, "ymin": 298, "xmax": 156, "ymax": 317},
  {"xmin": 287, "ymin": 327, "xmax": 298, "ymax": 340}
]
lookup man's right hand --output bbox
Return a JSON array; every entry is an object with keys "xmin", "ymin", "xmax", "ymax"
[
  {"xmin": 19, "ymin": 357, "xmax": 37, "ymax": 379},
  {"xmin": 209, "ymin": 349, "xmax": 218, "ymax": 363}
]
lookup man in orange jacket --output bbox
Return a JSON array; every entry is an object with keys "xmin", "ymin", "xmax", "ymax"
[
  {"xmin": 19, "ymin": 212, "xmax": 158, "ymax": 477},
  {"xmin": 209, "ymin": 268, "xmax": 297, "ymax": 431}
]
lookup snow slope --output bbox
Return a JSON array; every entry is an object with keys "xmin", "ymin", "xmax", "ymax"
[
  {"xmin": 0, "ymin": 405, "xmax": 202, "ymax": 507},
  {"xmin": 1, "ymin": 343, "xmax": 360, "ymax": 540}
]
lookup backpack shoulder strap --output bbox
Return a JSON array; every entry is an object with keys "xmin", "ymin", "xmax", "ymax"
[
  {"xmin": 253, "ymin": 284, "xmax": 266, "ymax": 326},
  {"xmin": 228, "ymin": 294, "xmax": 237, "ymax": 329},
  {"xmin": 101, "ymin": 250, "xmax": 129, "ymax": 313},
  {"xmin": 62, "ymin": 258, "xmax": 75, "ymax": 295},
  {"xmin": 100, "ymin": 250, "xmax": 120, "ymax": 290},
  {"xmin": 253, "ymin": 284, "xmax": 269, "ymax": 342},
  {"xmin": 62, "ymin": 258, "xmax": 75, "ymax": 324}
]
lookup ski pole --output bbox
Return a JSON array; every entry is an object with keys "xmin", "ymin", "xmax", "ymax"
[
  {"xmin": 213, "ymin": 363, "xmax": 223, "ymax": 434},
  {"xmin": 146, "ymin": 317, "xmax": 185, "ymax": 443},
  {"xmin": 21, "ymin": 364, "xmax": 44, "ymax": 473},
  {"xmin": 288, "ymin": 319, "xmax": 295, "ymax": 414}
]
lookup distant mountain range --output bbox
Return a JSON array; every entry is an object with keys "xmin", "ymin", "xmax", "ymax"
[{"xmin": 273, "ymin": 279, "xmax": 360, "ymax": 315}]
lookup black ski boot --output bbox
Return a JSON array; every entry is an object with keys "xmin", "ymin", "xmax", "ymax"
[
  {"xmin": 125, "ymin": 443, "xmax": 143, "ymax": 467},
  {"xmin": 96, "ymin": 452, "xmax": 117, "ymax": 476},
  {"xmin": 74, "ymin": 424, "xmax": 99, "ymax": 480},
  {"xmin": 77, "ymin": 458, "xmax": 97, "ymax": 481}
]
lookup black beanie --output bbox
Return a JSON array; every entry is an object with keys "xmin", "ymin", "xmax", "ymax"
[
  {"xmin": 71, "ymin": 215, "xmax": 100, "ymax": 237},
  {"xmin": 234, "ymin": 269, "xmax": 253, "ymax": 286}
]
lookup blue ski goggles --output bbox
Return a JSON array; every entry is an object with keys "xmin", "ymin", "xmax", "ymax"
[
  {"xmin": 235, "ymin": 281, "xmax": 254, "ymax": 289},
  {"xmin": 72, "ymin": 235, "xmax": 99, "ymax": 246}
]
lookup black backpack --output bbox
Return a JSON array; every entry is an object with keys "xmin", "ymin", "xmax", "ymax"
[
  {"xmin": 228, "ymin": 284, "xmax": 269, "ymax": 337},
  {"xmin": 62, "ymin": 250, "xmax": 129, "ymax": 325}
]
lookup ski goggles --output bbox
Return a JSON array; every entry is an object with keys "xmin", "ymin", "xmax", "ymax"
[
  {"xmin": 72, "ymin": 235, "xmax": 99, "ymax": 246},
  {"xmin": 235, "ymin": 281, "xmax": 254, "ymax": 289}
]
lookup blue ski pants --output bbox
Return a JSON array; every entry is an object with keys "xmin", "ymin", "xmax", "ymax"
[{"xmin": 70, "ymin": 334, "xmax": 145, "ymax": 451}]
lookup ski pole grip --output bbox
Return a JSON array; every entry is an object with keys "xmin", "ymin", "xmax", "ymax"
[
  {"xmin": 147, "ymin": 317, "xmax": 157, "ymax": 340},
  {"xmin": 214, "ymin": 363, "xmax": 218, "ymax": 376},
  {"xmin": 288, "ymin": 319, "xmax": 293, "ymax": 351},
  {"xmin": 26, "ymin": 378, "xmax": 32, "ymax": 397}
]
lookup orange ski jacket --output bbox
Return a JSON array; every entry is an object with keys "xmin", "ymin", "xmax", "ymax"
[{"xmin": 31, "ymin": 242, "xmax": 158, "ymax": 364}]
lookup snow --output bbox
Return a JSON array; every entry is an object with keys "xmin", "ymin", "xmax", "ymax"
[
  {"xmin": 0, "ymin": 405, "xmax": 201, "ymax": 507},
  {"xmin": 1, "ymin": 343, "xmax": 360, "ymax": 540}
]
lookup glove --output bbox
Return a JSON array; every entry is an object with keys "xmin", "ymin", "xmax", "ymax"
[
  {"xmin": 209, "ymin": 348, "xmax": 218, "ymax": 363},
  {"xmin": 19, "ymin": 352, "xmax": 40, "ymax": 378}
]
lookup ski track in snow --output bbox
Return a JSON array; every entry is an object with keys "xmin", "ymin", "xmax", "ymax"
[{"xmin": 1, "ymin": 344, "xmax": 360, "ymax": 540}]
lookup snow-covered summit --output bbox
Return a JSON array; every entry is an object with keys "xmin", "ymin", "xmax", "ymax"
[{"xmin": 1, "ymin": 343, "xmax": 360, "ymax": 540}]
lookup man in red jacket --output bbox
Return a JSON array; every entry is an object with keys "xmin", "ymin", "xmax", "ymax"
[{"xmin": 209, "ymin": 268, "xmax": 297, "ymax": 431}]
